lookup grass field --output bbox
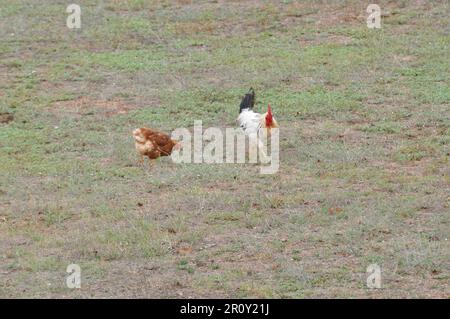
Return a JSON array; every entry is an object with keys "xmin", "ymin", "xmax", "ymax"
[{"xmin": 0, "ymin": 0, "xmax": 449, "ymax": 298}]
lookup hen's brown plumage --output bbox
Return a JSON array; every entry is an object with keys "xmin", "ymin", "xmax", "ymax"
[{"xmin": 133, "ymin": 127, "xmax": 179, "ymax": 166}]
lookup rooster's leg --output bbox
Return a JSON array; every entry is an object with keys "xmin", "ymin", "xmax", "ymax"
[
  {"xmin": 257, "ymin": 140, "xmax": 270, "ymax": 164},
  {"xmin": 148, "ymin": 159, "xmax": 155, "ymax": 169}
]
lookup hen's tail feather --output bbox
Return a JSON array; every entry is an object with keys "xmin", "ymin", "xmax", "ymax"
[{"xmin": 239, "ymin": 88, "xmax": 255, "ymax": 113}]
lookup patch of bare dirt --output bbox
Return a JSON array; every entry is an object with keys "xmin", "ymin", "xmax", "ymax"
[
  {"xmin": 0, "ymin": 113, "xmax": 14, "ymax": 124},
  {"xmin": 337, "ymin": 128, "xmax": 364, "ymax": 144},
  {"xmin": 313, "ymin": 5, "xmax": 365, "ymax": 27},
  {"xmin": 369, "ymin": 159, "xmax": 433, "ymax": 177},
  {"xmin": 50, "ymin": 97, "xmax": 138, "ymax": 116}
]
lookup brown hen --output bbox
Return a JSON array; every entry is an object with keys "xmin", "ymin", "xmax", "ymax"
[{"xmin": 132, "ymin": 127, "xmax": 180, "ymax": 167}]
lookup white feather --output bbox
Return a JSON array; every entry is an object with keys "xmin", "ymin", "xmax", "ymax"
[
  {"xmin": 237, "ymin": 109, "xmax": 270, "ymax": 162},
  {"xmin": 237, "ymin": 109, "xmax": 262, "ymax": 135}
]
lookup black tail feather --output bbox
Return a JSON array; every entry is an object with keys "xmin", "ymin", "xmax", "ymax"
[{"xmin": 239, "ymin": 88, "xmax": 255, "ymax": 113}]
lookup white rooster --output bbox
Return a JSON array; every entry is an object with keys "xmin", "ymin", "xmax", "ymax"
[
  {"xmin": 237, "ymin": 88, "xmax": 278, "ymax": 136},
  {"xmin": 237, "ymin": 88, "xmax": 278, "ymax": 161}
]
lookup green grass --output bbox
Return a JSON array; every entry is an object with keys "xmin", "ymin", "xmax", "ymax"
[{"xmin": 0, "ymin": 0, "xmax": 449, "ymax": 298}]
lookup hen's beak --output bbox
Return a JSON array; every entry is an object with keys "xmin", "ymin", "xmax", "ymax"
[{"xmin": 132, "ymin": 128, "xmax": 141, "ymax": 137}]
